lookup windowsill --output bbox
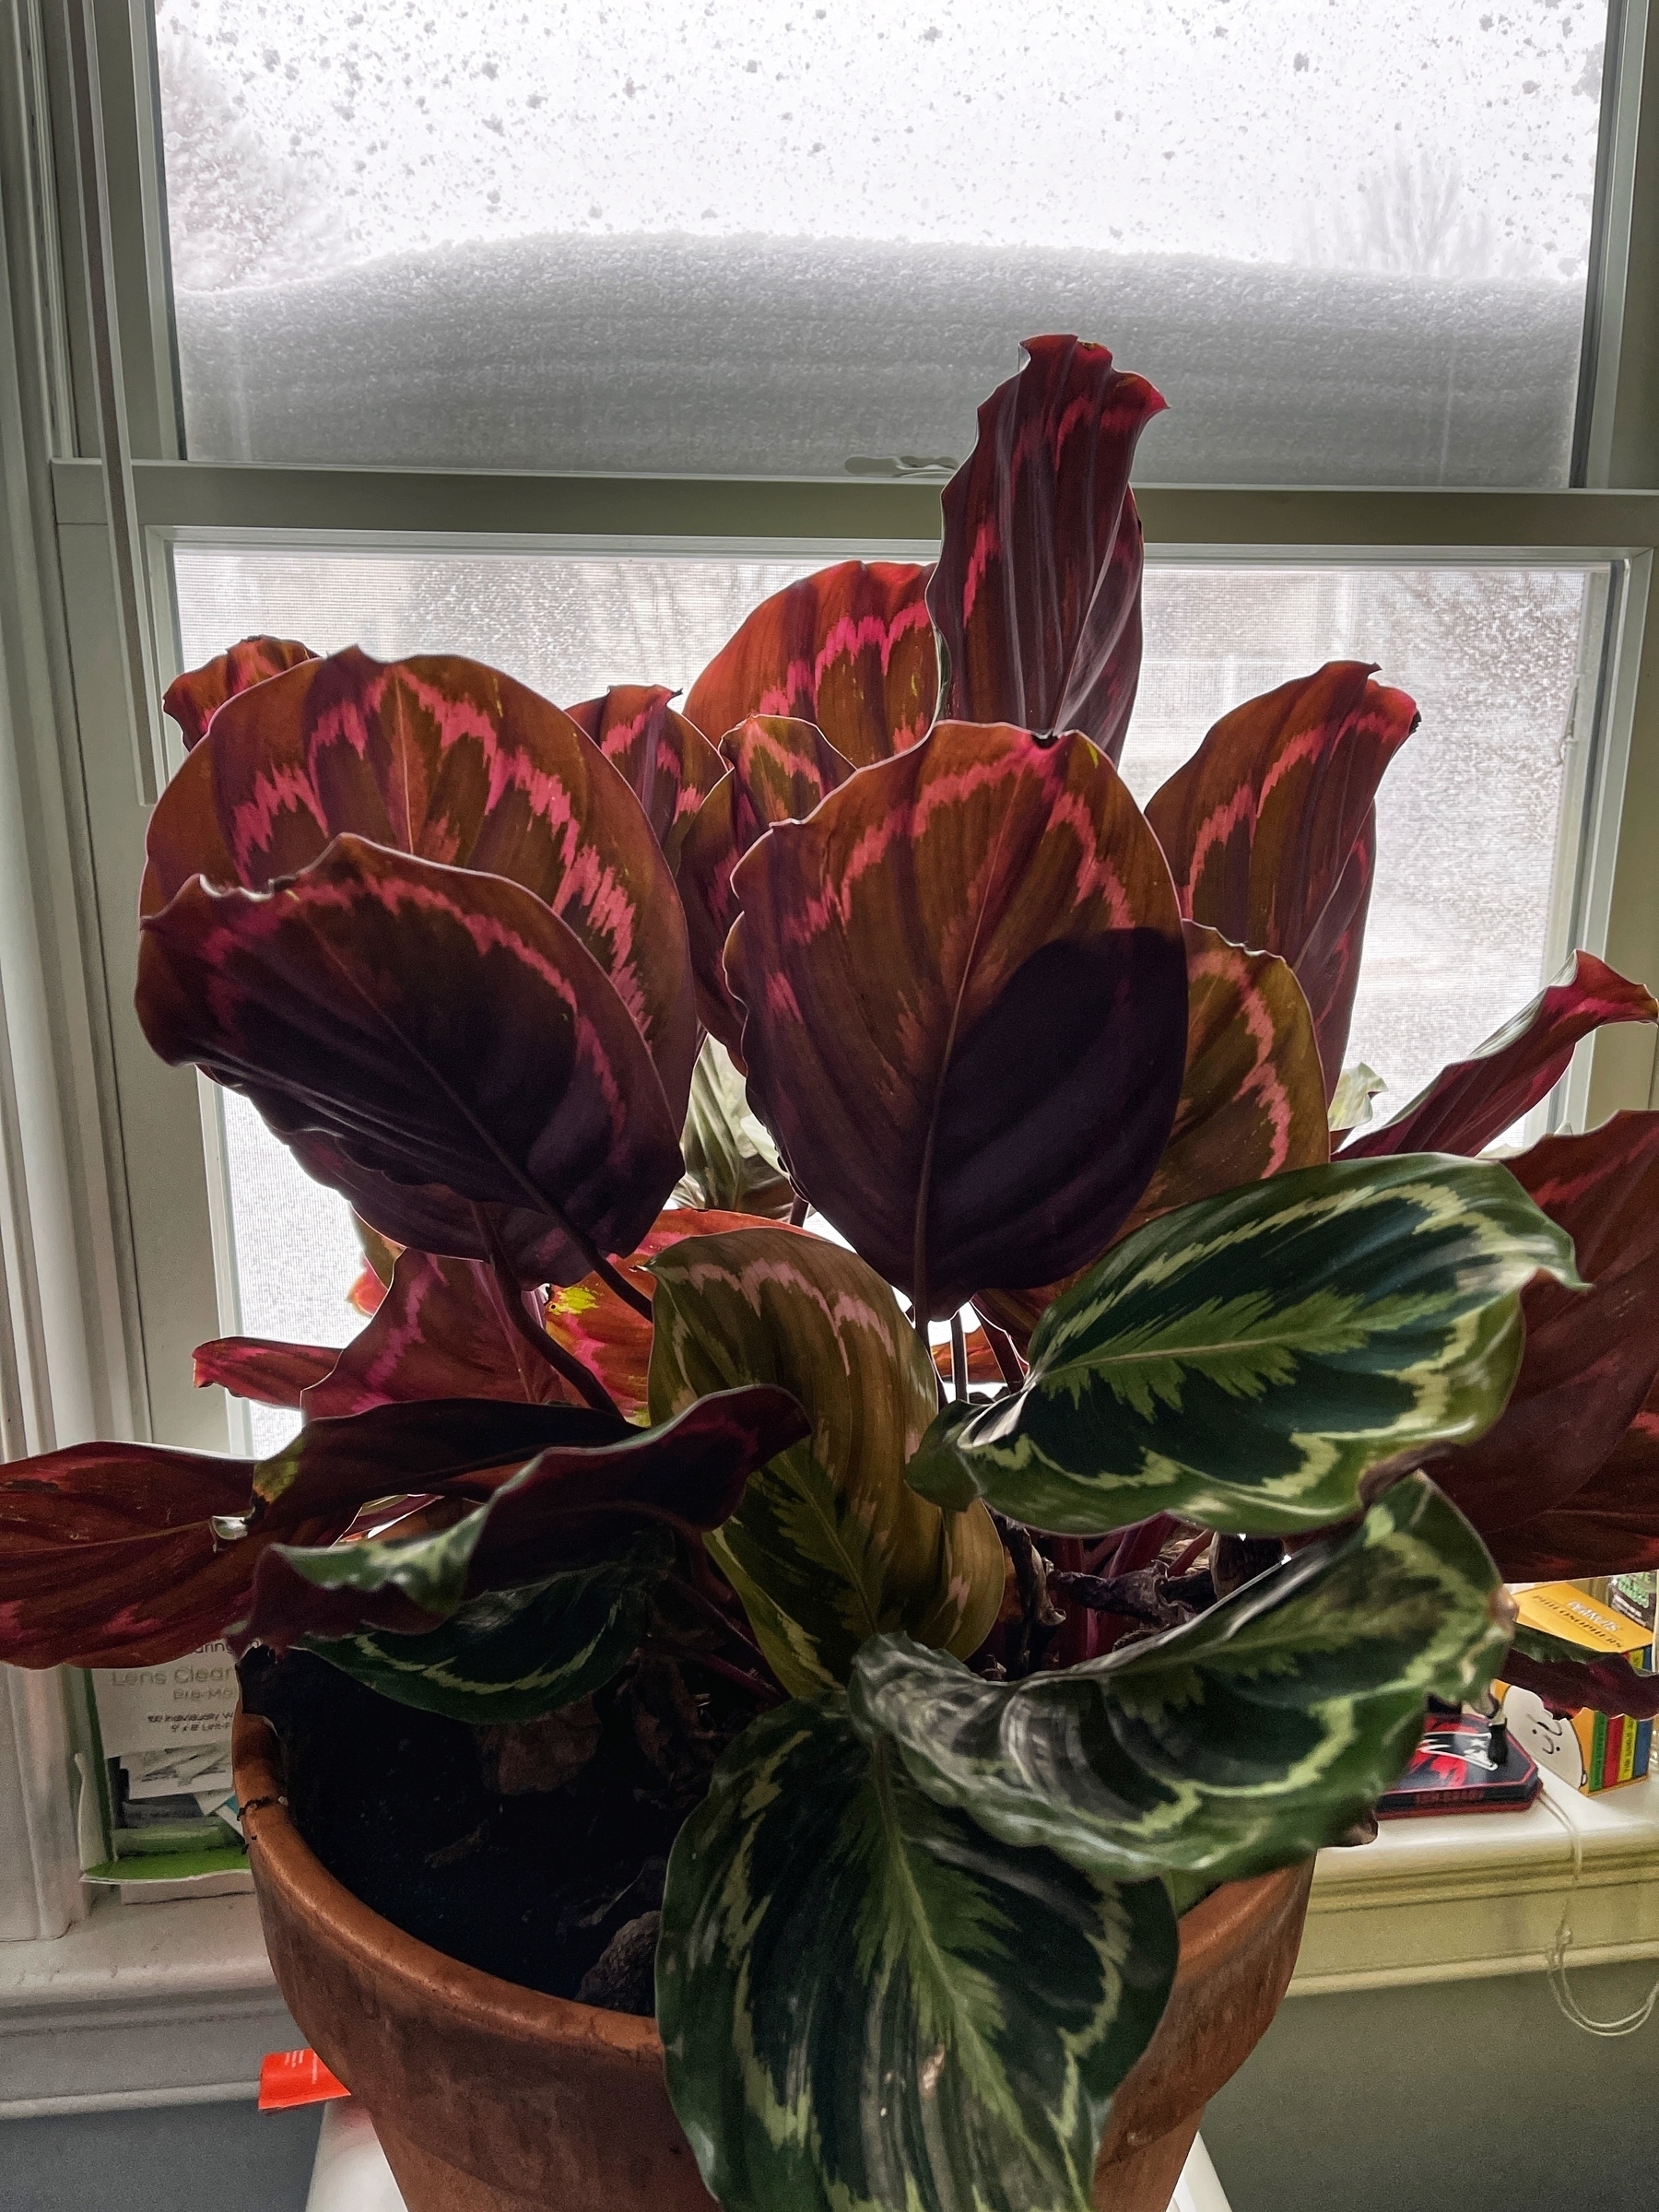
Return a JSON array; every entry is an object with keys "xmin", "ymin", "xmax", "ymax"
[
  {"xmin": 1292, "ymin": 1768, "xmax": 1659, "ymax": 1994},
  {"xmin": 4, "ymin": 1772, "xmax": 1656, "ymax": 2114},
  {"xmin": 0, "ymin": 1890, "xmax": 294, "ymax": 2118}
]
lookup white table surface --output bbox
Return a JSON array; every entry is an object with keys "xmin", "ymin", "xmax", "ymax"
[{"xmin": 304, "ymin": 2099, "xmax": 1234, "ymax": 2211}]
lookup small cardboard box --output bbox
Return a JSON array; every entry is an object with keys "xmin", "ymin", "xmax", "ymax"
[
  {"xmin": 1497, "ymin": 1583, "xmax": 1656, "ymax": 1794},
  {"xmin": 89, "ymin": 1641, "xmax": 240, "ymax": 1755},
  {"xmin": 84, "ymin": 1641, "xmax": 249, "ymax": 1901}
]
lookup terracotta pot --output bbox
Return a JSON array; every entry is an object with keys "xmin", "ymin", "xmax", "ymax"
[{"xmin": 235, "ymin": 1707, "xmax": 1312, "ymax": 2212}]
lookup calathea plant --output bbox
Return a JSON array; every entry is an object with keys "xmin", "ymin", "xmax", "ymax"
[{"xmin": 0, "ymin": 335, "xmax": 1641, "ymax": 2212}]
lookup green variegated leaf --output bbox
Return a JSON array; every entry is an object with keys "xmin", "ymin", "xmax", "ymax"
[
  {"xmin": 672, "ymin": 1037, "xmax": 794, "ymax": 1218},
  {"xmin": 303, "ymin": 1527, "xmax": 674, "ymax": 1722},
  {"xmin": 909, "ymin": 1156, "xmax": 1579, "ymax": 1535},
  {"xmin": 648, "ymin": 1229, "xmax": 1004, "ymax": 1696},
  {"xmin": 656, "ymin": 1691, "xmax": 1178, "ymax": 2212},
  {"xmin": 853, "ymin": 1475, "xmax": 1507, "ymax": 1885}
]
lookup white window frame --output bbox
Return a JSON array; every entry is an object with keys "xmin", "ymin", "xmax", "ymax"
[{"xmin": 0, "ymin": 0, "xmax": 1655, "ymax": 2094}]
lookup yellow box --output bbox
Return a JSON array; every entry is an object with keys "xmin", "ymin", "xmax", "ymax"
[{"xmin": 1495, "ymin": 1583, "xmax": 1654, "ymax": 1795}]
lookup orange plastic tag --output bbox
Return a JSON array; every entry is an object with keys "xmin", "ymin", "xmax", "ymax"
[{"xmin": 258, "ymin": 2048, "xmax": 350, "ymax": 2110}]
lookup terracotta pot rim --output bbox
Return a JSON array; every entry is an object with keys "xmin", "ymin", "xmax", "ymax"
[{"xmin": 234, "ymin": 1702, "xmax": 1307, "ymax": 2059}]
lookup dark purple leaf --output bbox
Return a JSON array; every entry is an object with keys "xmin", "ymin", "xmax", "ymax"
[
  {"xmin": 1426, "ymin": 1113, "xmax": 1659, "ymax": 1540},
  {"xmin": 926, "ymin": 335, "xmax": 1166, "ymax": 763},
  {"xmin": 137, "ymin": 836, "xmax": 683, "ymax": 1284},
  {"xmin": 1341, "ymin": 953, "xmax": 1659, "ymax": 1160}
]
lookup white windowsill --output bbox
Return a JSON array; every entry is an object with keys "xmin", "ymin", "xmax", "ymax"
[
  {"xmin": 0, "ymin": 1889, "xmax": 294, "ymax": 2118},
  {"xmin": 1292, "ymin": 1767, "xmax": 1659, "ymax": 1994},
  {"xmin": 4, "ymin": 1770, "xmax": 1657, "ymax": 2118}
]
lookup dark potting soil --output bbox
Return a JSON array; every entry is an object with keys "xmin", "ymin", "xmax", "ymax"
[{"xmin": 239, "ymin": 1646, "xmax": 750, "ymax": 2011}]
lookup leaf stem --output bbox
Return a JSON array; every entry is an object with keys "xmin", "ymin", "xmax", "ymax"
[
  {"xmin": 593, "ymin": 1252, "xmax": 654, "ymax": 1320},
  {"xmin": 1047, "ymin": 1566, "xmax": 1184, "ymax": 1628},
  {"xmin": 638, "ymin": 1638, "xmax": 782, "ymax": 1706},
  {"xmin": 973, "ymin": 1310, "xmax": 1027, "ymax": 1391},
  {"xmin": 991, "ymin": 1511, "xmax": 1065, "ymax": 1676},
  {"xmin": 949, "ymin": 1310, "xmax": 969, "ymax": 1403},
  {"xmin": 474, "ymin": 1206, "xmax": 625, "ymax": 1420},
  {"xmin": 788, "ymin": 1190, "xmax": 810, "ymax": 1227},
  {"xmin": 664, "ymin": 1570, "xmax": 766, "ymax": 1664}
]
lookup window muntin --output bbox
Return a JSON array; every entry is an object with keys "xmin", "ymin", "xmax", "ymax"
[
  {"xmin": 173, "ymin": 547, "xmax": 1602, "ymax": 1451},
  {"xmin": 153, "ymin": 0, "xmax": 1610, "ymax": 485}
]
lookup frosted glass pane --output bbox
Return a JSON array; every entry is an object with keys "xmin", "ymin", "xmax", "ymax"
[
  {"xmin": 173, "ymin": 552, "xmax": 824, "ymax": 708},
  {"xmin": 219, "ymin": 1089, "xmax": 361, "ymax": 1455},
  {"xmin": 173, "ymin": 550, "xmax": 1594, "ymax": 1424},
  {"xmin": 155, "ymin": 1, "xmax": 1607, "ymax": 483},
  {"xmin": 1121, "ymin": 566, "xmax": 1593, "ymax": 1122}
]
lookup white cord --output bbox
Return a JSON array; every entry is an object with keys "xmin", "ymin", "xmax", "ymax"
[{"xmin": 1536, "ymin": 1784, "xmax": 1659, "ymax": 2037}]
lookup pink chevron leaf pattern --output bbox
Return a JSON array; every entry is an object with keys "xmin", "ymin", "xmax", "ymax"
[
  {"xmin": 143, "ymin": 647, "xmax": 696, "ymax": 1121},
  {"xmin": 925, "ymin": 335, "xmax": 1165, "ymax": 764},
  {"xmin": 685, "ymin": 562, "xmax": 936, "ymax": 768},
  {"xmin": 565, "ymin": 684, "xmax": 725, "ymax": 871},
  {"xmin": 163, "ymin": 634, "xmax": 318, "ymax": 750},
  {"xmin": 1144, "ymin": 660, "xmax": 1419, "ymax": 1097},
  {"xmin": 136, "ymin": 835, "xmax": 683, "ymax": 1285},
  {"xmin": 677, "ymin": 716, "xmax": 858, "ymax": 1056},
  {"xmin": 302, "ymin": 1249, "xmax": 581, "ymax": 1418},
  {"xmin": 725, "ymin": 720, "xmax": 1188, "ymax": 1314}
]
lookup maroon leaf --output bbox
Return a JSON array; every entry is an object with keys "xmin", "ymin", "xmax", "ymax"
[
  {"xmin": 237, "ymin": 1387, "xmax": 811, "ymax": 1648},
  {"xmin": 1143, "ymin": 663, "xmax": 1419, "ymax": 1095},
  {"xmin": 144, "ymin": 646, "xmax": 696, "ymax": 1121},
  {"xmin": 565, "ymin": 685, "xmax": 724, "ymax": 870},
  {"xmin": 137, "ymin": 835, "xmax": 683, "ymax": 1284},
  {"xmin": 1486, "ymin": 1387, "xmax": 1659, "ymax": 1582},
  {"xmin": 1341, "ymin": 953, "xmax": 1659, "ymax": 1160},
  {"xmin": 0, "ymin": 1398, "xmax": 634, "ymax": 1669},
  {"xmin": 1122, "ymin": 924, "xmax": 1331, "ymax": 1231},
  {"xmin": 925, "ymin": 335, "xmax": 1166, "ymax": 765},
  {"xmin": 725, "ymin": 720, "xmax": 1187, "ymax": 1314},
  {"xmin": 974, "ymin": 923, "xmax": 1329, "ymax": 1350},
  {"xmin": 164, "ymin": 635, "xmax": 318, "ymax": 750},
  {"xmin": 1426, "ymin": 1113, "xmax": 1659, "ymax": 1539},
  {"xmin": 301, "ymin": 1249, "xmax": 579, "ymax": 1418},
  {"xmin": 1500, "ymin": 1643, "xmax": 1659, "ymax": 1723},
  {"xmin": 684, "ymin": 562, "xmax": 936, "ymax": 768},
  {"xmin": 0, "ymin": 1443, "xmax": 300, "ymax": 1668},
  {"xmin": 252, "ymin": 1397, "xmax": 629, "ymax": 1515},
  {"xmin": 677, "ymin": 716, "xmax": 857, "ymax": 1053},
  {"xmin": 194, "ymin": 1335, "xmax": 341, "ymax": 1408}
]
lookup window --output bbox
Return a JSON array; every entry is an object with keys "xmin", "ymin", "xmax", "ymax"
[
  {"xmin": 153, "ymin": 0, "xmax": 1608, "ymax": 486},
  {"xmin": 0, "ymin": 0, "xmax": 1656, "ymax": 1940}
]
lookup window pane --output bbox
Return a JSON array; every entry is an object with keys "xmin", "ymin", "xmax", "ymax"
[
  {"xmin": 1121, "ymin": 565, "xmax": 1595, "ymax": 1120},
  {"xmin": 155, "ymin": 1, "xmax": 1607, "ymax": 485},
  {"xmin": 218, "ymin": 1088, "xmax": 362, "ymax": 1456},
  {"xmin": 173, "ymin": 548, "xmax": 1596, "ymax": 1434}
]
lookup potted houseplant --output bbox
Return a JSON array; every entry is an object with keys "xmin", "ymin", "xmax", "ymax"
[{"xmin": 5, "ymin": 335, "xmax": 1656, "ymax": 2212}]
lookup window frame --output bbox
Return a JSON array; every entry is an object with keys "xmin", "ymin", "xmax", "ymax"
[{"xmin": 1, "ymin": 0, "xmax": 1657, "ymax": 1953}]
